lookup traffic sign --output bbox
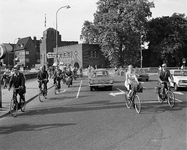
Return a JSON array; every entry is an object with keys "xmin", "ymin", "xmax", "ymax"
[{"xmin": 47, "ymin": 52, "xmax": 57, "ymax": 58}]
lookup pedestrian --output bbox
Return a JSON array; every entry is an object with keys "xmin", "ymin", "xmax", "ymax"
[{"xmin": 1, "ymin": 72, "xmax": 9, "ymax": 89}]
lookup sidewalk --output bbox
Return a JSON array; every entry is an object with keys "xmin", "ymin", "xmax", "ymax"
[{"xmin": 0, "ymin": 78, "xmax": 54, "ymax": 119}]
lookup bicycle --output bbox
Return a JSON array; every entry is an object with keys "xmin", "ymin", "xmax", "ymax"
[
  {"xmin": 54, "ymin": 78, "xmax": 61, "ymax": 95},
  {"xmin": 10, "ymin": 87, "xmax": 26, "ymax": 117},
  {"xmin": 38, "ymin": 79, "xmax": 48, "ymax": 102},
  {"xmin": 124, "ymin": 83, "xmax": 143, "ymax": 114},
  {"xmin": 156, "ymin": 81, "xmax": 175, "ymax": 107}
]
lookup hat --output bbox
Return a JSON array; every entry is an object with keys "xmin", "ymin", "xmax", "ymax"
[{"xmin": 13, "ymin": 65, "xmax": 19, "ymax": 70}]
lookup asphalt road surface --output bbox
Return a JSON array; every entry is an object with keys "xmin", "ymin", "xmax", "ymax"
[{"xmin": 0, "ymin": 75, "xmax": 186, "ymax": 150}]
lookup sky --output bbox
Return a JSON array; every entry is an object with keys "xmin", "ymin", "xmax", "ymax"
[{"xmin": 0, "ymin": 0, "xmax": 187, "ymax": 44}]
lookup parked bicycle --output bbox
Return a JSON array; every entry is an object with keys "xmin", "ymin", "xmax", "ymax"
[
  {"xmin": 38, "ymin": 79, "xmax": 48, "ymax": 102},
  {"xmin": 124, "ymin": 83, "xmax": 143, "ymax": 114},
  {"xmin": 10, "ymin": 87, "xmax": 26, "ymax": 117},
  {"xmin": 156, "ymin": 81, "xmax": 175, "ymax": 107}
]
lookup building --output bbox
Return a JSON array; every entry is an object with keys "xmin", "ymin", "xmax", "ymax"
[
  {"xmin": 40, "ymin": 28, "xmax": 78, "ymax": 67},
  {"xmin": 54, "ymin": 44, "xmax": 107, "ymax": 68},
  {"xmin": 14, "ymin": 36, "xmax": 41, "ymax": 69}
]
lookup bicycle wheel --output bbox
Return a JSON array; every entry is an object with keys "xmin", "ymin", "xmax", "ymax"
[
  {"xmin": 10, "ymin": 98, "xmax": 18, "ymax": 117},
  {"xmin": 167, "ymin": 91, "xmax": 175, "ymax": 108},
  {"xmin": 157, "ymin": 94, "xmax": 163, "ymax": 103},
  {"xmin": 134, "ymin": 95, "xmax": 141, "ymax": 114},
  {"xmin": 39, "ymin": 89, "xmax": 43, "ymax": 102},
  {"xmin": 20, "ymin": 98, "xmax": 26, "ymax": 112},
  {"xmin": 54, "ymin": 84, "xmax": 58, "ymax": 95},
  {"xmin": 43, "ymin": 86, "xmax": 47, "ymax": 99},
  {"xmin": 125, "ymin": 93, "xmax": 132, "ymax": 109}
]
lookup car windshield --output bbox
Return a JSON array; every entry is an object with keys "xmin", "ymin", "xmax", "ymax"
[
  {"xmin": 91, "ymin": 70, "xmax": 109, "ymax": 77},
  {"xmin": 174, "ymin": 71, "xmax": 187, "ymax": 76}
]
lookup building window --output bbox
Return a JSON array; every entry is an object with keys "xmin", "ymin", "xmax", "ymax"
[
  {"xmin": 25, "ymin": 58, "xmax": 29, "ymax": 62},
  {"xmin": 90, "ymin": 51, "xmax": 99, "ymax": 59},
  {"xmin": 26, "ymin": 51, "xmax": 29, "ymax": 55}
]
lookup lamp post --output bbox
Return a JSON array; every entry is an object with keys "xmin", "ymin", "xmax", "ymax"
[
  {"xmin": 14, "ymin": 38, "xmax": 20, "ymax": 66},
  {"xmin": 56, "ymin": 5, "xmax": 70, "ymax": 65}
]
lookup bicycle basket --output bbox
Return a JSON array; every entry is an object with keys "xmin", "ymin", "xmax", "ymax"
[{"xmin": 137, "ymin": 83, "xmax": 143, "ymax": 93}]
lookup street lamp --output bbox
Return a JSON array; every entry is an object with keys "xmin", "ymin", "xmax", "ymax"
[
  {"xmin": 14, "ymin": 38, "xmax": 20, "ymax": 66},
  {"xmin": 56, "ymin": 5, "xmax": 70, "ymax": 65}
]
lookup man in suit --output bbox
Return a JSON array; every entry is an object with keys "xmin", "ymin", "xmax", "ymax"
[{"xmin": 8, "ymin": 65, "xmax": 26, "ymax": 103}]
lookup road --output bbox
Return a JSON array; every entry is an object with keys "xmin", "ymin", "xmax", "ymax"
[{"xmin": 0, "ymin": 75, "xmax": 186, "ymax": 150}]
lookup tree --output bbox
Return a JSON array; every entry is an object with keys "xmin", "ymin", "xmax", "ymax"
[
  {"xmin": 80, "ymin": 0, "xmax": 154, "ymax": 67},
  {"xmin": 146, "ymin": 13, "xmax": 187, "ymax": 67}
]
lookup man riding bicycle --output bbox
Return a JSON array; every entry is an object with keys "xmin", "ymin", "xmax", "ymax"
[
  {"xmin": 8, "ymin": 65, "xmax": 26, "ymax": 104},
  {"xmin": 158, "ymin": 63, "xmax": 173, "ymax": 99},
  {"xmin": 53, "ymin": 65, "xmax": 63, "ymax": 90},
  {"xmin": 37, "ymin": 65, "xmax": 49, "ymax": 95}
]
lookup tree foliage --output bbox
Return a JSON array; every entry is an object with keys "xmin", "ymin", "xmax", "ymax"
[
  {"xmin": 80, "ymin": 0, "xmax": 154, "ymax": 67},
  {"xmin": 146, "ymin": 13, "xmax": 187, "ymax": 67}
]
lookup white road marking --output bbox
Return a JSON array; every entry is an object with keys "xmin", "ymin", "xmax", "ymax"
[
  {"xmin": 173, "ymin": 92, "xmax": 184, "ymax": 95},
  {"xmin": 141, "ymin": 99, "xmax": 183, "ymax": 104},
  {"xmin": 61, "ymin": 89, "xmax": 66, "ymax": 93},
  {"xmin": 175, "ymin": 98, "xmax": 183, "ymax": 102},
  {"xmin": 116, "ymin": 88, "xmax": 126, "ymax": 93},
  {"xmin": 109, "ymin": 88, "xmax": 126, "ymax": 97},
  {"xmin": 76, "ymin": 80, "xmax": 82, "ymax": 98}
]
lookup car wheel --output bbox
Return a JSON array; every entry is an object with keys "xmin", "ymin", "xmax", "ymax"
[
  {"xmin": 174, "ymin": 83, "xmax": 178, "ymax": 91},
  {"xmin": 108, "ymin": 86, "xmax": 112, "ymax": 91},
  {"xmin": 146, "ymin": 79, "xmax": 148, "ymax": 81}
]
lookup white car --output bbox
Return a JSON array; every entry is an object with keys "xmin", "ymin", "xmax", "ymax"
[{"xmin": 169, "ymin": 70, "xmax": 187, "ymax": 91}]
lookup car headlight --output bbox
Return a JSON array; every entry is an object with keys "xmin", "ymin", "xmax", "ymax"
[{"xmin": 109, "ymin": 80, "xmax": 113, "ymax": 83}]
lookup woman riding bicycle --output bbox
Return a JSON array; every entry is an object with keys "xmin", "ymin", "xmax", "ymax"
[{"xmin": 125, "ymin": 65, "xmax": 139, "ymax": 99}]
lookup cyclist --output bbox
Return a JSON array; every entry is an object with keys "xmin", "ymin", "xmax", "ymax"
[
  {"xmin": 65, "ymin": 66, "xmax": 73, "ymax": 85},
  {"xmin": 124, "ymin": 65, "xmax": 139, "ymax": 99},
  {"xmin": 37, "ymin": 65, "xmax": 49, "ymax": 95},
  {"xmin": 53, "ymin": 65, "xmax": 63, "ymax": 90},
  {"xmin": 72, "ymin": 67, "xmax": 78, "ymax": 80},
  {"xmin": 8, "ymin": 65, "xmax": 26, "ymax": 105},
  {"xmin": 158, "ymin": 63, "xmax": 173, "ymax": 99}
]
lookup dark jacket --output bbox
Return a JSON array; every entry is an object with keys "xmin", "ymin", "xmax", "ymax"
[
  {"xmin": 37, "ymin": 70, "xmax": 48, "ymax": 80},
  {"xmin": 159, "ymin": 70, "xmax": 171, "ymax": 82},
  {"xmin": 9, "ymin": 72, "xmax": 26, "ymax": 93}
]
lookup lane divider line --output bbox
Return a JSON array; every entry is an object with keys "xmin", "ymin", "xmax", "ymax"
[
  {"xmin": 175, "ymin": 98, "xmax": 183, "ymax": 102},
  {"xmin": 173, "ymin": 92, "xmax": 184, "ymax": 95},
  {"xmin": 76, "ymin": 80, "xmax": 82, "ymax": 99}
]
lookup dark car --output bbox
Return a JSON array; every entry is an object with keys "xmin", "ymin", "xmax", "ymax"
[
  {"xmin": 136, "ymin": 69, "xmax": 149, "ymax": 81},
  {"xmin": 88, "ymin": 69, "xmax": 113, "ymax": 91}
]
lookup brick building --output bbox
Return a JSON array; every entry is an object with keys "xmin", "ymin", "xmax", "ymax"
[
  {"xmin": 54, "ymin": 44, "xmax": 107, "ymax": 68},
  {"xmin": 40, "ymin": 28, "xmax": 78, "ymax": 67},
  {"xmin": 14, "ymin": 36, "xmax": 40, "ymax": 69}
]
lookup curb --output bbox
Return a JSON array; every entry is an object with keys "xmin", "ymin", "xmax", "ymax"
[{"xmin": 0, "ymin": 84, "xmax": 54, "ymax": 119}]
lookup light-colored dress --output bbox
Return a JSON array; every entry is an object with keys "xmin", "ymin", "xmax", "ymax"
[{"xmin": 125, "ymin": 71, "xmax": 138, "ymax": 90}]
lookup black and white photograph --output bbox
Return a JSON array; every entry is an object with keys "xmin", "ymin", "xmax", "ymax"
[{"xmin": 0, "ymin": 0, "xmax": 187, "ymax": 149}]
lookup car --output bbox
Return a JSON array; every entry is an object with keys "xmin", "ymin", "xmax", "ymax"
[
  {"xmin": 88, "ymin": 69, "xmax": 113, "ymax": 91},
  {"xmin": 169, "ymin": 69, "xmax": 187, "ymax": 91},
  {"xmin": 136, "ymin": 68, "xmax": 149, "ymax": 81}
]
